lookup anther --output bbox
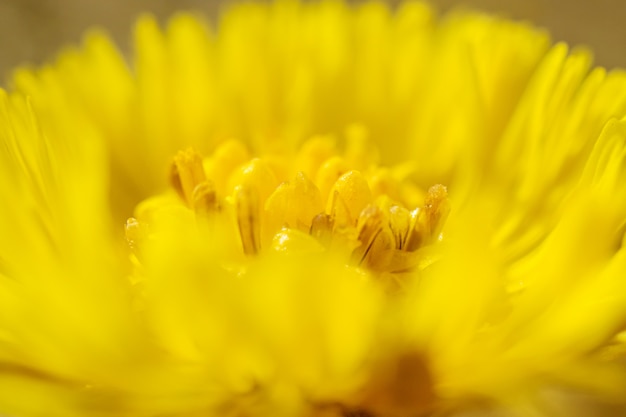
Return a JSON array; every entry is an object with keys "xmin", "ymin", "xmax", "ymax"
[
  {"xmin": 326, "ymin": 170, "xmax": 373, "ymax": 226},
  {"xmin": 289, "ymin": 172, "xmax": 323, "ymax": 230},
  {"xmin": 143, "ymin": 141, "xmax": 451, "ymax": 275},
  {"xmin": 310, "ymin": 212, "xmax": 334, "ymax": 247},
  {"xmin": 352, "ymin": 205, "xmax": 385, "ymax": 266},
  {"xmin": 388, "ymin": 205, "xmax": 412, "ymax": 250},
  {"xmin": 234, "ymin": 185, "xmax": 261, "ymax": 255},
  {"xmin": 170, "ymin": 148, "xmax": 207, "ymax": 207},
  {"xmin": 423, "ymin": 184, "xmax": 450, "ymax": 240},
  {"xmin": 192, "ymin": 180, "xmax": 219, "ymax": 216},
  {"xmin": 404, "ymin": 184, "xmax": 450, "ymax": 251},
  {"xmin": 265, "ymin": 172, "xmax": 323, "ymax": 234},
  {"xmin": 404, "ymin": 208, "xmax": 425, "ymax": 252},
  {"xmin": 230, "ymin": 158, "xmax": 278, "ymax": 204}
]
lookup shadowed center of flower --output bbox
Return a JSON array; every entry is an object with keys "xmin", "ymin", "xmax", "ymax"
[{"xmin": 126, "ymin": 132, "xmax": 450, "ymax": 275}]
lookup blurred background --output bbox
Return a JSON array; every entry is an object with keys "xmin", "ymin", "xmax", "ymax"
[{"xmin": 0, "ymin": 0, "xmax": 625, "ymax": 81}]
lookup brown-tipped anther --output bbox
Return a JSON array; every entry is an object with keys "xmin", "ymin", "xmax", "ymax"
[
  {"xmin": 403, "ymin": 185, "xmax": 450, "ymax": 252},
  {"xmin": 352, "ymin": 205, "xmax": 385, "ymax": 266},
  {"xmin": 310, "ymin": 212, "xmax": 334, "ymax": 247},
  {"xmin": 388, "ymin": 205, "xmax": 412, "ymax": 250},
  {"xmin": 403, "ymin": 208, "xmax": 425, "ymax": 252},
  {"xmin": 158, "ymin": 143, "xmax": 450, "ymax": 274},
  {"xmin": 170, "ymin": 148, "xmax": 207, "ymax": 207},
  {"xmin": 235, "ymin": 185, "xmax": 261, "ymax": 255}
]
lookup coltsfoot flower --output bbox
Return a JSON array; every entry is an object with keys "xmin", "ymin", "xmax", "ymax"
[{"xmin": 2, "ymin": 1, "xmax": 626, "ymax": 416}]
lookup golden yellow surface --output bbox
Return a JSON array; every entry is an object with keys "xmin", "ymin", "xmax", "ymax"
[{"xmin": 2, "ymin": 1, "xmax": 626, "ymax": 416}]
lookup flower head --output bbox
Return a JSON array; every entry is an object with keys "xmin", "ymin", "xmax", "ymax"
[{"xmin": 2, "ymin": 1, "xmax": 626, "ymax": 416}]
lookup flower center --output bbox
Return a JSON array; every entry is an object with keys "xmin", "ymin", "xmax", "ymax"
[{"xmin": 126, "ymin": 133, "xmax": 450, "ymax": 275}]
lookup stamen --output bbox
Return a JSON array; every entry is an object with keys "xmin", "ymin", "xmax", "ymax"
[
  {"xmin": 327, "ymin": 170, "xmax": 373, "ymax": 226},
  {"xmin": 289, "ymin": 172, "xmax": 323, "ymax": 231},
  {"xmin": 265, "ymin": 172, "xmax": 323, "ymax": 233},
  {"xmin": 170, "ymin": 148, "xmax": 207, "ymax": 207},
  {"xmin": 423, "ymin": 184, "xmax": 450, "ymax": 241},
  {"xmin": 230, "ymin": 158, "xmax": 278, "ymax": 203},
  {"xmin": 327, "ymin": 189, "xmax": 353, "ymax": 230},
  {"xmin": 135, "ymin": 140, "xmax": 450, "ymax": 276},
  {"xmin": 405, "ymin": 185, "xmax": 450, "ymax": 251},
  {"xmin": 234, "ymin": 185, "xmax": 261, "ymax": 255},
  {"xmin": 388, "ymin": 205, "xmax": 412, "ymax": 250},
  {"xmin": 192, "ymin": 180, "xmax": 219, "ymax": 216},
  {"xmin": 352, "ymin": 205, "xmax": 385, "ymax": 266},
  {"xmin": 404, "ymin": 208, "xmax": 425, "ymax": 252},
  {"xmin": 264, "ymin": 182, "xmax": 291, "ymax": 232},
  {"xmin": 310, "ymin": 213, "xmax": 334, "ymax": 247}
]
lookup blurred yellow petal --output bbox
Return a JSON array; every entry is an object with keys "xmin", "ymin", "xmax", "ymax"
[{"xmin": 3, "ymin": 1, "xmax": 626, "ymax": 417}]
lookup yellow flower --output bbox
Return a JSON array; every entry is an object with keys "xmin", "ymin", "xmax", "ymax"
[{"xmin": 2, "ymin": 1, "xmax": 626, "ymax": 416}]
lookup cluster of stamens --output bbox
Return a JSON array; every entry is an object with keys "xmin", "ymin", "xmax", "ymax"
[{"xmin": 126, "ymin": 135, "xmax": 450, "ymax": 275}]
